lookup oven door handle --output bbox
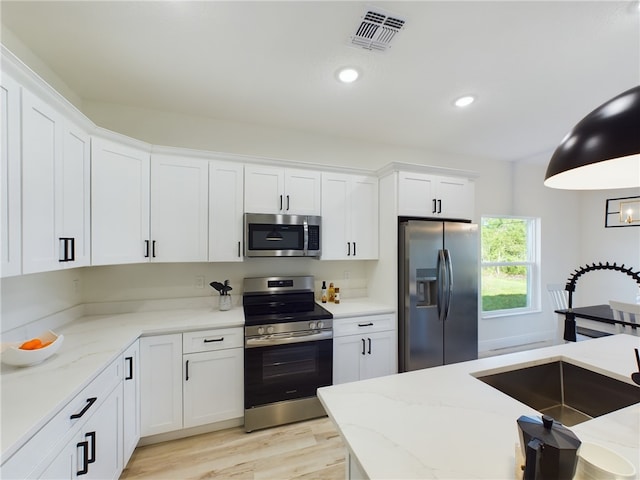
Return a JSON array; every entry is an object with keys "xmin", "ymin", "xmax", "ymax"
[{"xmin": 245, "ymin": 329, "xmax": 333, "ymax": 348}]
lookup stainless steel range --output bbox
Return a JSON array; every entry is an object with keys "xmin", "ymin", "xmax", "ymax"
[{"xmin": 243, "ymin": 276, "xmax": 333, "ymax": 432}]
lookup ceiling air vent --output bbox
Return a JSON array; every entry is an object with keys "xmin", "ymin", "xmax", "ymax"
[{"xmin": 350, "ymin": 9, "xmax": 406, "ymax": 52}]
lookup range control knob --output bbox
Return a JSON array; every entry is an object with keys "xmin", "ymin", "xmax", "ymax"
[
  {"xmin": 317, "ymin": 321, "xmax": 324, "ymax": 329},
  {"xmin": 309, "ymin": 322, "xmax": 317, "ymax": 329},
  {"xmin": 266, "ymin": 326, "xmax": 275, "ymax": 334},
  {"xmin": 257, "ymin": 327, "xmax": 265, "ymax": 335}
]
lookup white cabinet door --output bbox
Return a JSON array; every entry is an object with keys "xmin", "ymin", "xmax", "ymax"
[
  {"xmin": 122, "ymin": 341, "xmax": 140, "ymax": 466},
  {"xmin": 350, "ymin": 175, "xmax": 378, "ymax": 259},
  {"xmin": 183, "ymin": 348, "xmax": 243, "ymax": 428},
  {"xmin": 321, "ymin": 173, "xmax": 378, "ymax": 260},
  {"xmin": 21, "ymin": 89, "xmax": 62, "ymax": 274},
  {"xmin": 209, "ymin": 160, "xmax": 244, "ymax": 262},
  {"xmin": 0, "ymin": 73, "xmax": 21, "ymax": 277},
  {"xmin": 59, "ymin": 123, "xmax": 91, "ymax": 268},
  {"xmin": 360, "ymin": 331, "xmax": 396, "ymax": 381},
  {"xmin": 244, "ymin": 165, "xmax": 321, "ymax": 215},
  {"xmin": 437, "ymin": 176, "xmax": 474, "ymax": 220},
  {"xmin": 139, "ymin": 334, "xmax": 183, "ymax": 436},
  {"xmin": 333, "ymin": 334, "xmax": 365, "ymax": 385},
  {"xmin": 150, "ymin": 154, "xmax": 208, "ymax": 262},
  {"xmin": 283, "ymin": 168, "xmax": 321, "ymax": 215},
  {"xmin": 397, "ymin": 171, "xmax": 437, "ymax": 217},
  {"xmin": 244, "ymin": 165, "xmax": 284, "ymax": 214},
  {"xmin": 91, "ymin": 138, "xmax": 150, "ymax": 266},
  {"xmin": 320, "ymin": 173, "xmax": 350, "ymax": 260}
]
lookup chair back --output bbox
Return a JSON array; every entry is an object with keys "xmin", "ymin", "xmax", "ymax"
[
  {"xmin": 547, "ymin": 283, "xmax": 568, "ymax": 310},
  {"xmin": 609, "ymin": 300, "xmax": 640, "ymax": 336}
]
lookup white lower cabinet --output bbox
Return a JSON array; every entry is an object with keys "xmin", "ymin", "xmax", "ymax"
[
  {"xmin": 140, "ymin": 328, "xmax": 243, "ymax": 437},
  {"xmin": 333, "ymin": 314, "xmax": 396, "ymax": 385},
  {"xmin": 183, "ymin": 348, "xmax": 243, "ymax": 428},
  {"xmin": 41, "ymin": 384, "xmax": 123, "ymax": 480},
  {"xmin": 122, "ymin": 341, "xmax": 140, "ymax": 466},
  {"xmin": 0, "ymin": 359, "xmax": 123, "ymax": 480},
  {"xmin": 139, "ymin": 334, "xmax": 183, "ymax": 437}
]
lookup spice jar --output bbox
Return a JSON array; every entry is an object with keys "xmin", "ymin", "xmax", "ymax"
[{"xmin": 334, "ymin": 287, "xmax": 340, "ymax": 304}]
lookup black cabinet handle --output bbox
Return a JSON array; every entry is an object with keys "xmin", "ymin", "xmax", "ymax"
[
  {"xmin": 144, "ymin": 240, "xmax": 150, "ymax": 258},
  {"xmin": 368, "ymin": 338, "xmax": 372, "ymax": 355},
  {"xmin": 125, "ymin": 356, "xmax": 133, "ymax": 380},
  {"xmin": 361, "ymin": 338, "xmax": 365, "ymax": 355},
  {"xmin": 432, "ymin": 198, "xmax": 437, "ymax": 214},
  {"xmin": 347, "ymin": 242, "xmax": 351, "ymax": 256},
  {"xmin": 358, "ymin": 322, "xmax": 374, "ymax": 327},
  {"xmin": 152, "ymin": 240, "xmax": 156, "ymax": 258},
  {"xmin": 86, "ymin": 431, "xmax": 96, "ymax": 464},
  {"xmin": 286, "ymin": 195, "xmax": 290, "ymax": 211},
  {"xmin": 437, "ymin": 199, "xmax": 442, "ymax": 214},
  {"xmin": 70, "ymin": 397, "xmax": 97, "ymax": 420},
  {"xmin": 353, "ymin": 242, "xmax": 357, "ymax": 256},
  {"xmin": 279, "ymin": 195, "xmax": 283, "ymax": 211},
  {"xmin": 77, "ymin": 440, "xmax": 89, "ymax": 475},
  {"xmin": 185, "ymin": 360, "xmax": 190, "ymax": 381},
  {"xmin": 238, "ymin": 241, "xmax": 241, "ymax": 258},
  {"xmin": 203, "ymin": 337, "xmax": 224, "ymax": 343},
  {"xmin": 59, "ymin": 237, "xmax": 75, "ymax": 262}
]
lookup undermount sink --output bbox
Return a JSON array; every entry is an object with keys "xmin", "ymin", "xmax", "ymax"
[{"xmin": 475, "ymin": 360, "xmax": 640, "ymax": 426}]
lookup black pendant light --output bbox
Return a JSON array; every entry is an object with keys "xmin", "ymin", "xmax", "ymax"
[{"xmin": 544, "ymin": 85, "xmax": 640, "ymax": 190}]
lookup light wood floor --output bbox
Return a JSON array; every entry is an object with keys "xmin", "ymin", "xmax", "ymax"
[{"xmin": 120, "ymin": 417, "xmax": 345, "ymax": 480}]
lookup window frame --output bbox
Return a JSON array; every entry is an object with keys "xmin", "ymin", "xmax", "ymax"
[{"xmin": 480, "ymin": 215, "xmax": 541, "ymax": 318}]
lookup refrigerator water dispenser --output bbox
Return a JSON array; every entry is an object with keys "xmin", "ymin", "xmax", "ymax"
[{"xmin": 416, "ymin": 268, "xmax": 437, "ymax": 307}]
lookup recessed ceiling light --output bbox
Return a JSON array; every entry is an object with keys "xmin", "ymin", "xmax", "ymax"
[
  {"xmin": 454, "ymin": 95, "xmax": 476, "ymax": 108},
  {"xmin": 337, "ymin": 67, "xmax": 359, "ymax": 83}
]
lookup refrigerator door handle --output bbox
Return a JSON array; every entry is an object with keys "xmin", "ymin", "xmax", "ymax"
[
  {"xmin": 443, "ymin": 249, "xmax": 454, "ymax": 321},
  {"xmin": 437, "ymin": 250, "xmax": 447, "ymax": 322}
]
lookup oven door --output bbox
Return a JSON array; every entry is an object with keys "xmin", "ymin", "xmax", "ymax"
[{"xmin": 244, "ymin": 334, "xmax": 332, "ymax": 409}]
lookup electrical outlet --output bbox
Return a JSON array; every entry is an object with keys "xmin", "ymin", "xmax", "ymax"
[
  {"xmin": 73, "ymin": 279, "xmax": 80, "ymax": 294},
  {"xmin": 343, "ymin": 270, "xmax": 350, "ymax": 280},
  {"xmin": 195, "ymin": 276, "xmax": 205, "ymax": 289}
]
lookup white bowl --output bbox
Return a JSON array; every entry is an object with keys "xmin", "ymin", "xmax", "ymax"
[
  {"xmin": 576, "ymin": 442, "xmax": 636, "ymax": 480},
  {"xmin": 1, "ymin": 331, "xmax": 64, "ymax": 367}
]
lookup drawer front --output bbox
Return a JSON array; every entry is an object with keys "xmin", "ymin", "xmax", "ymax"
[
  {"xmin": 333, "ymin": 314, "xmax": 395, "ymax": 338},
  {"xmin": 1, "ymin": 359, "xmax": 121, "ymax": 479},
  {"xmin": 183, "ymin": 327, "xmax": 243, "ymax": 354}
]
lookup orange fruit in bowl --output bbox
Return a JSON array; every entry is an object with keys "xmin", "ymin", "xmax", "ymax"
[{"xmin": 19, "ymin": 338, "xmax": 42, "ymax": 350}]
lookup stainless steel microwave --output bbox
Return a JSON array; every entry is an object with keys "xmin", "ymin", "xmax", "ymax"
[{"xmin": 244, "ymin": 213, "xmax": 321, "ymax": 258}]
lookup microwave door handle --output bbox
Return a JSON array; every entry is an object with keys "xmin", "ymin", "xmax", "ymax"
[{"xmin": 303, "ymin": 217, "xmax": 308, "ymax": 255}]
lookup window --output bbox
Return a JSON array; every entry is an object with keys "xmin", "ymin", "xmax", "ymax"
[{"xmin": 481, "ymin": 216, "xmax": 540, "ymax": 316}]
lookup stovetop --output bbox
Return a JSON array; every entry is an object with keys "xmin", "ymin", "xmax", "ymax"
[{"xmin": 242, "ymin": 275, "xmax": 333, "ymax": 326}]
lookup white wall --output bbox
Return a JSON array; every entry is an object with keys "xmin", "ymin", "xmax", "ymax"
[{"xmin": 574, "ymin": 187, "xmax": 640, "ymax": 306}]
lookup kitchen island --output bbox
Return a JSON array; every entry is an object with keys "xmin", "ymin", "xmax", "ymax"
[{"xmin": 318, "ymin": 334, "xmax": 640, "ymax": 479}]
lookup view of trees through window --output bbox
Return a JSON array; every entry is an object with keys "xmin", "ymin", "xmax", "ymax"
[{"xmin": 481, "ymin": 217, "xmax": 530, "ymax": 312}]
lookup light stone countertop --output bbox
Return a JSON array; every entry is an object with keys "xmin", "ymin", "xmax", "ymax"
[
  {"xmin": 318, "ymin": 334, "xmax": 640, "ymax": 480},
  {"xmin": 0, "ymin": 296, "xmax": 394, "ymax": 462},
  {"xmin": 0, "ymin": 305, "xmax": 245, "ymax": 460}
]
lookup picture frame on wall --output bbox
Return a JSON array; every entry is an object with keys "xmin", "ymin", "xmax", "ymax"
[{"xmin": 605, "ymin": 196, "xmax": 640, "ymax": 228}]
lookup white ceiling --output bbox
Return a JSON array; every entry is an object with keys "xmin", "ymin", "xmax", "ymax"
[{"xmin": 2, "ymin": 1, "xmax": 639, "ymax": 163}]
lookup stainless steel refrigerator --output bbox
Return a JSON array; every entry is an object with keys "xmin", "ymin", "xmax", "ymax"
[{"xmin": 398, "ymin": 219, "xmax": 478, "ymax": 372}]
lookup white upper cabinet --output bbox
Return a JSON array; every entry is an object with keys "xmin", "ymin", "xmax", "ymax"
[
  {"xmin": 398, "ymin": 171, "xmax": 474, "ymax": 220},
  {"xmin": 321, "ymin": 173, "xmax": 378, "ymax": 260},
  {"xmin": 244, "ymin": 165, "xmax": 321, "ymax": 215},
  {"xmin": 209, "ymin": 160, "xmax": 244, "ymax": 262},
  {"xmin": 1, "ymin": 73, "xmax": 21, "ymax": 277},
  {"xmin": 150, "ymin": 153, "xmax": 209, "ymax": 262},
  {"xmin": 21, "ymin": 89, "xmax": 90, "ymax": 274},
  {"xmin": 91, "ymin": 137, "xmax": 151, "ymax": 266}
]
